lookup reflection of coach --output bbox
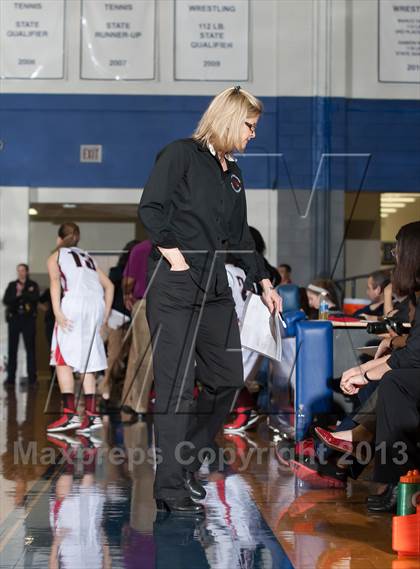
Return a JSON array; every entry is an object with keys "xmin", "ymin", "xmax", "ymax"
[{"xmin": 2, "ymin": 264, "xmax": 39, "ymax": 385}]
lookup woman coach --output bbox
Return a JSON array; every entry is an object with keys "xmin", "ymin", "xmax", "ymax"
[{"xmin": 139, "ymin": 86, "xmax": 282, "ymax": 514}]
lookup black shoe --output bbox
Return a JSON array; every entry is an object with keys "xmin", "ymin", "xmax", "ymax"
[
  {"xmin": 183, "ymin": 470, "xmax": 206, "ymax": 500},
  {"xmin": 3, "ymin": 378, "xmax": 15, "ymax": 387},
  {"xmin": 120, "ymin": 405, "xmax": 144, "ymax": 425},
  {"xmin": 366, "ymin": 483, "xmax": 397, "ymax": 505},
  {"xmin": 367, "ymin": 484, "xmax": 398, "ymax": 513},
  {"xmin": 155, "ymin": 496, "xmax": 205, "ymax": 515}
]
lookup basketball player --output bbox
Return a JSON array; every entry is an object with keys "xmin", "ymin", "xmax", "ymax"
[
  {"xmin": 224, "ymin": 256, "xmax": 262, "ymax": 433},
  {"xmin": 47, "ymin": 223, "xmax": 114, "ymax": 433}
]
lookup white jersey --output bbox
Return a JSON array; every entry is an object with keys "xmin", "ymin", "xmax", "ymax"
[
  {"xmin": 50, "ymin": 247, "xmax": 107, "ymax": 373},
  {"xmin": 58, "ymin": 247, "xmax": 103, "ymax": 297},
  {"xmin": 50, "ymin": 482, "xmax": 105, "ymax": 569},
  {"xmin": 225, "ymin": 264, "xmax": 247, "ymax": 320},
  {"xmin": 225, "ymin": 264, "xmax": 261, "ymax": 382}
]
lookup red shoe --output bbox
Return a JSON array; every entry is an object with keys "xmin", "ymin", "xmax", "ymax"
[
  {"xmin": 314, "ymin": 427, "xmax": 356, "ymax": 456},
  {"xmin": 224, "ymin": 409, "xmax": 259, "ymax": 433},
  {"xmin": 276, "ymin": 438, "xmax": 316, "ymax": 467},
  {"xmin": 47, "ymin": 433, "xmax": 80, "ymax": 464},
  {"xmin": 289, "ymin": 458, "xmax": 346, "ymax": 489},
  {"xmin": 47, "ymin": 409, "xmax": 81, "ymax": 433},
  {"xmin": 76, "ymin": 411, "xmax": 103, "ymax": 433},
  {"xmin": 47, "ymin": 432, "xmax": 81, "ymax": 451},
  {"xmin": 295, "ymin": 438, "xmax": 316, "ymax": 459}
]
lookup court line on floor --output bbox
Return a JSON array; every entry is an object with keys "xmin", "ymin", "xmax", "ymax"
[{"xmin": 0, "ymin": 463, "xmax": 61, "ymax": 555}]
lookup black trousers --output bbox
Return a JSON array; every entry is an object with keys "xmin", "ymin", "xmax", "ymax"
[
  {"xmin": 146, "ymin": 263, "xmax": 244, "ymax": 499},
  {"xmin": 374, "ymin": 369, "xmax": 420, "ymax": 484},
  {"xmin": 7, "ymin": 315, "xmax": 37, "ymax": 382}
]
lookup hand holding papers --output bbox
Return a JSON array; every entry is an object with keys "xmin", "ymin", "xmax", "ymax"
[
  {"xmin": 107, "ymin": 309, "xmax": 130, "ymax": 330},
  {"xmin": 240, "ymin": 293, "xmax": 283, "ymax": 361}
]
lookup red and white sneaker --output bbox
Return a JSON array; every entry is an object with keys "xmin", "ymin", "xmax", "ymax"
[
  {"xmin": 77, "ymin": 411, "xmax": 103, "ymax": 433},
  {"xmin": 47, "ymin": 409, "xmax": 81, "ymax": 433},
  {"xmin": 224, "ymin": 409, "xmax": 259, "ymax": 433}
]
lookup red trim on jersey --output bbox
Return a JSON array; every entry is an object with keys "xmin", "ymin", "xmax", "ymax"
[
  {"xmin": 53, "ymin": 498, "xmax": 63, "ymax": 530},
  {"xmin": 54, "ymin": 343, "xmax": 67, "ymax": 366}
]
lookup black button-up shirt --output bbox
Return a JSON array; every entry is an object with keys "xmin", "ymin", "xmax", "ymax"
[
  {"xmin": 388, "ymin": 302, "xmax": 420, "ymax": 369},
  {"xmin": 138, "ymin": 138, "xmax": 269, "ymax": 293}
]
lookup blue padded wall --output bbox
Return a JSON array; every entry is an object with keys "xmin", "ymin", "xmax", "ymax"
[{"xmin": 0, "ymin": 94, "xmax": 419, "ymax": 190}]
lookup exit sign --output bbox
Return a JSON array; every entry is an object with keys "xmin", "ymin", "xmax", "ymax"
[{"xmin": 80, "ymin": 145, "xmax": 102, "ymax": 163}]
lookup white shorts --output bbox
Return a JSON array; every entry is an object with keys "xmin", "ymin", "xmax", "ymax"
[{"xmin": 50, "ymin": 294, "xmax": 107, "ymax": 373}]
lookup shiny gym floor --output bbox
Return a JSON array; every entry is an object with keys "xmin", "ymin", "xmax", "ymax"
[{"xmin": 1, "ymin": 379, "xmax": 418, "ymax": 569}]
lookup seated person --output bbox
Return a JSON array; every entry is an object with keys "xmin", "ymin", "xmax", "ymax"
[
  {"xmin": 352, "ymin": 270, "xmax": 390, "ymax": 320},
  {"xmin": 296, "ymin": 222, "xmax": 420, "ymax": 512},
  {"xmin": 305, "ymin": 279, "xmax": 342, "ymax": 319}
]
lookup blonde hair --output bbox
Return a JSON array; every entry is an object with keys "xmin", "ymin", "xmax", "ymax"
[
  {"xmin": 57, "ymin": 222, "xmax": 80, "ymax": 248},
  {"xmin": 193, "ymin": 86, "xmax": 263, "ymax": 154}
]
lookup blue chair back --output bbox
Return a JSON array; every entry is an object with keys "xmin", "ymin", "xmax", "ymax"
[{"xmin": 277, "ymin": 284, "xmax": 300, "ymax": 313}]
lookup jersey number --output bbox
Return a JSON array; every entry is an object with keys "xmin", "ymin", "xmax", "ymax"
[{"xmin": 69, "ymin": 251, "xmax": 96, "ymax": 271}]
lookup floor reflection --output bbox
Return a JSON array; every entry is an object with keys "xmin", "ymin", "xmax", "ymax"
[
  {"xmin": 0, "ymin": 399, "xmax": 291, "ymax": 569},
  {"xmin": 2, "ymin": 382, "xmax": 404, "ymax": 568}
]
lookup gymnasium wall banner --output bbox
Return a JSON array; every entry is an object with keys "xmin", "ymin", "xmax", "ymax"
[
  {"xmin": 174, "ymin": 0, "xmax": 249, "ymax": 81},
  {"xmin": 379, "ymin": 0, "xmax": 420, "ymax": 83},
  {"xmin": 80, "ymin": 0, "xmax": 155, "ymax": 81},
  {"xmin": 0, "ymin": 0, "xmax": 65, "ymax": 79}
]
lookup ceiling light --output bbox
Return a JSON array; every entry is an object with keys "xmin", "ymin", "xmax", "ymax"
[
  {"xmin": 381, "ymin": 197, "xmax": 416, "ymax": 203},
  {"xmin": 28, "ymin": 208, "xmax": 38, "ymax": 216},
  {"xmin": 381, "ymin": 213, "xmax": 389, "ymax": 218},
  {"xmin": 380, "ymin": 202, "xmax": 407, "ymax": 208},
  {"xmin": 62, "ymin": 203, "xmax": 77, "ymax": 209},
  {"xmin": 380, "ymin": 208, "xmax": 397, "ymax": 213}
]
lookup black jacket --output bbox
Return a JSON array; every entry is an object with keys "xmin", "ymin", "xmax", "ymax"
[
  {"xmin": 3, "ymin": 279, "xmax": 39, "ymax": 320},
  {"xmin": 109, "ymin": 265, "xmax": 130, "ymax": 317},
  {"xmin": 388, "ymin": 301, "xmax": 420, "ymax": 369},
  {"xmin": 138, "ymin": 139, "xmax": 269, "ymax": 293}
]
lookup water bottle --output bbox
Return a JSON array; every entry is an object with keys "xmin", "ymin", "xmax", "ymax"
[
  {"xmin": 319, "ymin": 293, "xmax": 329, "ymax": 320},
  {"xmin": 296, "ymin": 404, "xmax": 306, "ymax": 440},
  {"xmin": 397, "ymin": 469, "xmax": 420, "ymax": 516},
  {"xmin": 392, "ymin": 469, "xmax": 420, "ymax": 557}
]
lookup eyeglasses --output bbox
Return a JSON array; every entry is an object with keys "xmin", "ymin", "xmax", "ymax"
[{"xmin": 245, "ymin": 121, "xmax": 257, "ymax": 134}]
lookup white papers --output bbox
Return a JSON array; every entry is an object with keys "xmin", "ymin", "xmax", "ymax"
[
  {"xmin": 108, "ymin": 309, "xmax": 130, "ymax": 330},
  {"xmin": 0, "ymin": 0, "xmax": 65, "ymax": 79},
  {"xmin": 240, "ymin": 293, "xmax": 282, "ymax": 362},
  {"xmin": 355, "ymin": 346, "xmax": 379, "ymax": 357}
]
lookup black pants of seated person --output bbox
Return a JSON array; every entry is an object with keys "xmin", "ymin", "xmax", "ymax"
[
  {"xmin": 315, "ymin": 380, "xmax": 378, "ymax": 479},
  {"xmin": 374, "ymin": 369, "xmax": 420, "ymax": 484}
]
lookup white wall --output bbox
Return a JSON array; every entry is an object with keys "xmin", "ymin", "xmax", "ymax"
[
  {"xmin": 29, "ymin": 220, "xmax": 135, "ymax": 273},
  {"xmin": 0, "ymin": 187, "xmax": 30, "ymax": 372},
  {"xmin": 2, "ymin": 0, "xmax": 418, "ymax": 100},
  {"xmin": 345, "ymin": 239, "xmax": 382, "ymax": 297}
]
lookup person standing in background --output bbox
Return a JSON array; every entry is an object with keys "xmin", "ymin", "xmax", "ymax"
[
  {"xmin": 99, "ymin": 240, "xmax": 139, "ymax": 412},
  {"xmin": 3, "ymin": 264, "xmax": 39, "ymax": 386},
  {"xmin": 120, "ymin": 239, "xmax": 154, "ymax": 422},
  {"xmin": 249, "ymin": 227, "xmax": 281, "ymax": 289}
]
